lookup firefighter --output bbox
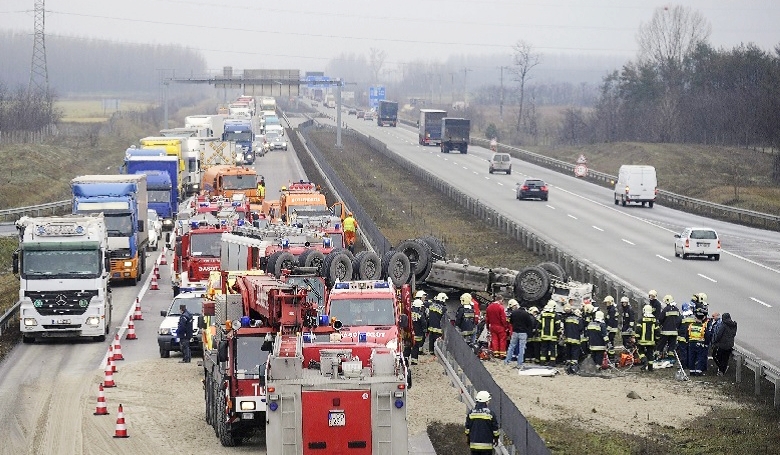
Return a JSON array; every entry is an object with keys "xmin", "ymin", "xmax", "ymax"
[
  {"xmin": 688, "ymin": 307, "xmax": 711, "ymax": 376},
  {"xmin": 648, "ymin": 289, "xmax": 663, "ymax": 320},
  {"xmin": 586, "ymin": 310, "xmax": 609, "ymax": 366},
  {"xmin": 635, "ymin": 304, "xmax": 658, "ymax": 371},
  {"xmin": 657, "ymin": 294, "xmax": 681, "ymax": 360},
  {"xmin": 427, "ymin": 293, "xmax": 446, "ymax": 355},
  {"xmin": 580, "ymin": 302, "xmax": 595, "ymax": 357},
  {"xmin": 455, "ymin": 294, "xmax": 477, "ymax": 344},
  {"xmin": 539, "ymin": 300, "xmax": 559, "ymax": 366},
  {"xmin": 415, "ymin": 290, "xmax": 429, "ymax": 311},
  {"xmin": 526, "ymin": 306, "xmax": 541, "ymax": 363},
  {"xmin": 603, "ymin": 296, "xmax": 618, "ymax": 357},
  {"xmin": 677, "ymin": 302, "xmax": 696, "ymax": 369},
  {"xmin": 465, "ymin": 391, "xmax": 500, "ymax": 455},
  {"xmin": 410, "ymin": 298, "xmax": 428, "ymax": 365},
  {"xmin": 563, "ymin": 304, "xmax": 584, "ymax": 365},
  {"xmin": 342, "ymin": 211, "xmax": 358, "ymax": 253},
  {"xmin": 486, "ymin": 295, "xmax": 509, "ymax": 359},
  {"xmin": 619, "ymin": 296, "xmax": 635, "ymax": 346},
  {"xmin": 697, "ymin": 292, "xmax": 709, "ymax": 317}
]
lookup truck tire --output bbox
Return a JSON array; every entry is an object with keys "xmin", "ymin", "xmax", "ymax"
[
  {"xmin": 22, "ymin": 335, "xmax": 35, "ymax": 344},
  {"xmin": 395, "ymin": 239, "xmax": 430, "ymax": 281},
  {"xmin": 381, "ymin": 250, "xmax": 411, "ymax": 286},
  {"xmin": 321, "ymin": 251, "xmax": 353, "ymax": 287},
  {"xmin": 441, "ymin": 144, "xmax": 449, "ymax": 153},
  {"xmin": 514, "ymin": 266, "xmax": 551, "ymax": 302},
  {"xmin": 418, "ymin": 236, "xmax": 446, "ymax": 261},
  {"xmin": 460, "ymin": 144, "xmax": 468, "ymax": 154},
  {"xmin": 205, "ymin": 371, "xmax": 213, "ymax": 426},
  {"xmin": 218, "ymin": 388, "xmax": 241, "ymax": 447},
  {"xmin": 538, "ymin": 262, "xmax": 567, "ymax": 282},
  {"xmin": 268, "ymin": 251, "xmax": 297, "ymax": 277},
  {"xmin": 298, "ymin": 249, "xmax": 326, "ymax": 269},
  {"xmin": 353, "ymin": 251, "xmax": 382, "ymax": 280}
]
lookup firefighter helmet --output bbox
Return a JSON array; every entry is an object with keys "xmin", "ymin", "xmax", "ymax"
[
  {"xmin": 594, "ymin": 310, "xmax": 605, "ymax": 322},
  {"xmin": 574, "ymin": 309, "xmax": 582, "ymax": 317},
  {"xmin": 412, "ymin": 299, "xmax": 424, "ymax": 308},
  {"xmin": 620, "ymin": 296, "xmax": 630, "ymax": 304},
  {"xmin": 649, "ymin": 290, "xmax": 658, "ymax": 298},
  {"xmin": 528, "ymin": 306, "xmax": 539, "ymax": 315},
  {"xmin": 663, "ymin": 294, "xmax": 674, "ymax": 304},
  {"xmin": 414, "ymin": 290, "xmax": 427, "ymax": 298},
  {"xmin": 460, "ymin": 293, "xmax": 472, "ymax": 304},
  {"xmin": 603, "ymin": 295, "xmax": 615, "ymax": 304},
  {"xmin": 475, "ymin": 391, "xmax": 492, "ymax": 403},
  {"xmin": 698, "ymin": 292, "xmax": 707, "ymax": 303},
  {"xmin": 434, "ymin": 292, "xmax": 448, "ymax": 302},
  {"xmin": 583, "ymin": 303, "xmax": 595, "ymax": 314},
  {"xmin": 507, "ymin": 299, "xmax": 519, "ymax": 309},
  {"xmin": 563, "ymin": 303, "xmax": 572, "ymax": 313},
  {"xmin": 643, "ymin": 304, "xmax": 653, "ymax": 315},
  {"xmin": 544, "ymin": 300, "xmax": 556, "ymax": 312},
  {"xmin": 691, "ymin": 293, "xmax": 699, "ymax": 303}
]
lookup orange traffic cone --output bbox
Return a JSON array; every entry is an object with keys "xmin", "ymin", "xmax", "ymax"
[
  {"xmin": 113, "ymin": 335, "xmax": 124, "ymax": 361},
  {"xmin": 160, "ymin": 249, "xmax": 167, "ymax": 265},
  {"xmin": 107, "ymin": 345, "xmax": 115, "ymax": 366},
  {"xmin": 93, "ymin": 383, "xmax": 110, "ymax": 415},
  {"xmin": 109, "ymin": 355, "xmax": 118, "ymax": 373},
  {"xmin": 103, "ymin": 361, "xmax": 116, "ymax": 388},
  {"xmin": 154, "ymin": 264, "xmax": 160, "ymax": 280},
  {"xmin": 150, "ymin": 273, "xmax": 160, "ymax": 291},
  {"xmin": 113, "ymin": 404, "xmax": 129, "ymax": 438},
  {"xmin": 125, "ymin": 320, "xmax": 138, "ymax": 340},
  {"xmin": 133, "ymin": 298, "xmax": 143, "ymax": 321}
]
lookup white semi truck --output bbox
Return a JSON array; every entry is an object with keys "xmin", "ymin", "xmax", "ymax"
[{"xmin": 14, "ymin": 214, "xmax": 113, "ymax": 342}]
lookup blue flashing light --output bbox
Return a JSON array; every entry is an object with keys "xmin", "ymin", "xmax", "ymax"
[
  {"xmin": 319, "ymin": 314, "xmax": 330, "ymax": 326},
  {"xmin": 240, "ymin": 316, "xmax": 251, "ymax": 327},
  {"xmin": 232, "ymin": 201, "xmax": 241, "ymax": 207},
  {"xmin": 394, "ymin": 399, "xmax": 404, "ymax": 409},
  {"xmin": 220, "ymin": 219, "xmax": 227, "ymax": 226},
  {"xmin": 358, "ymin": 332, "xmax": 367, "ymax": 343},
  {"xmin": 373, "ymin": 281, "xmax": 390, "ymax": 288},
  {"xmin": 237, "ymin": 219, "xmax": 245, "ymax": 226},
  {"xmin": 281, "ymin": 238, "xmax": 290, "ymax": 248},
  {"xmin": 333, "ymin": 282, "xmax": 350, "ymax": 290},
  {"xmin": 303, "ymin": 332, "xmax": 315, "ymax": 343},
  {"xmin": 323, "ymin": 237, "xmax": 332, "ymax": 248},
  {"xmin": 334, "ymin": 223, "xmax": 341, "ymax": 230},
  {"xmin": 269, "ymin": 402, "xmax": 279, "ymax": 412},
  {"xmin": 75, "ymin": 226, "xmax": 85, "ymax": 235}
]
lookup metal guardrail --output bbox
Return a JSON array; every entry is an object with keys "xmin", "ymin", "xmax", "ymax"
[
  {"xmin": 0, "ymin": 200, "xmax": 70, "ymax": 222},
  {"xmin": 0, "ymin": 302, "xmax": 21, "ymax": 336}
]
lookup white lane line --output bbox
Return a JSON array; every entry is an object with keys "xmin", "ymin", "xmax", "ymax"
[
  {"xmin": 656, "ymin": 255, "xmax": 671, "ymax": 262},
  {"xmin": 546, "ymin": 205, "xmax": 555, "ymax": 209},
  {"xmin": 463, "ymin": 167, "xmax": 468, "ymax": 170},
  {"xmin": 622, "ymin": 239, "xmax": 635, "ymax": 245},
  {"xmin": 473, "ymin": 171, "xmax": 479, "ymax": 175},
  {"xmin": 697, "ymin": 273, "xmax": 717, "ymax": 283},
  {"xmin": 484, "ymin": 176, "xmax": 491, "ymax": 180},
  {"xmin": 592, "ymin": 226, "xmax": 604, "ymax": 231},
  {"xmin": 453, "ymin": 162, "xmax": 459, "ymax": 165},
  {"xmin": 568, "ymin": 214, "xmax": 577, "ymax": 220},
  {"xmin": 751, "ymin": 297, "xmax": 771, "ymax": 308},
  {"xmin": 497, "ymin": 182, "xmax": 504, "ymax": 186}
]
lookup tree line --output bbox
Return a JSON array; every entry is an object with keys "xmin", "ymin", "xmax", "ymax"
[{"xmin": 0, "ymin": 85, "xmax": 59, "ymax": 133}]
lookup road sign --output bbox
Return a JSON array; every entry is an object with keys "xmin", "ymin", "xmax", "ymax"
[
  {"xmin": 574, "ymin": 164, "xmax": 588, "ymax": 177},
  {"xmin": 306, "ymin": 75, "xmax": 330, "ymax": 88},
  {"xmin": 369, "ymin": 86, "xmax": 385, "ymax": 109}
]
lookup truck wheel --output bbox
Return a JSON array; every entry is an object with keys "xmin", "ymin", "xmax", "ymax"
[
  {"xmin": 395, "ymin": 239, "xmax": 431, "ymax": 282},
  {"xmin": 648, "ymin": 201, "xmax": 654, "ymax": 208},
  {"xmin": 22, "ymin": 335, "xmax": 35, "ymax": 344},
  {"xmin": 418, "ymin": 235, "xmax": 446, "ymax": 261},
  {"xmin": 218, "ymin": 388, "xmax": 241, "ymax": 447},
  {"xmin": 507, "ymin": 167, "xmax": 512, "ymax": 175},
  {"xmin": 621, "ymin": 196, "xmax": 626, "ymax": 207},
  {"xmin": 614, "ymin": 195, "xmax": 619, "ymax": 205},
  {"xmin": 460, "ymin": 145, "xmax": 467, "ymax": 154},
  {"xmin": 514, "ymin": 266, "xmax": 551, "ymax": 302},
  {"xmin": 205, "ymin": 371, "xmax": 212, "ymax": 426},
  {"xmin": 330, "ymin": 247, "xmax": 355, "ymax": 261},
  {"xmin": 538, "ymin": 262, "xmax": 567, "ymax": 282},
  {"xmin": 381, "ymin": 250, "xmax": 411, "ymax": 287},
  {"xmin": 353, "ymin": 251, "xmax": 382, "ymax": 280},
  {"xmin": 321, "ymin": 251, "xmax": 353, "ymax": 287},
  {"xmin": 298, "ymin": 249, "xmax": 326, "ymax": 269},
  {"xmin": 160, "ymin": 346, "xmax": 170, "ymax": 358},
  {"xmin": 268, "ymin": 251, "xmax": 297, "ymax": 277}
]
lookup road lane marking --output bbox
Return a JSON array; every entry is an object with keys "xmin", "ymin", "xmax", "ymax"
[
  {"xmin": 751, "ymin": 297, "xmax": 771, "ymax": 308},
  {"xmin": 622, "ymin": 239, "xmax": 635, "ymax": 245},
  {"xmin": 463, "ymin": 167, "xmax": 468, "ymax": 170},
  {"xmin": 592, "ymin": 226, "xmax": 604, "ymax": 231},
  {"xmin": 568, "ymin": 214, "xmax": 577, "ymax": 220},
  {"xmin": 656, "ymin": 255, "xmax": 671, "ymax": 262},
  {"xmin": 497, "ymin": 182, "xmax": 504, "ymax": 186},
  {"xmin": 697, "ymin": 273, "xmax": 717, "ymax": 283}
]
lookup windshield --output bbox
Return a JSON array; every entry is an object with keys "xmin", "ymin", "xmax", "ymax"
[
  {"xmin": 266, "ymin": 132, "xmax": 281, "ymax": 140},
  {"xmin": 329, "ymin": 298, "xmax": 396, "ymax": 326},
  {"xmin": 222, "ymin": 174, "xmax": 258, "ymax": 190},
  {"xmin": 103, "ymin": 213, "xmax": 134, "ymax": 236},
  {"xmin": 190, "ymin": 232, "xmax": 222, "ymax": 257},
  {"xmin": 148, "ymin": 190, "xmax": 170, "ymax": 203},
  {"xmin": 224, "ymin": 131, "xmax": 253, "ymax": 142},
  {"xmin": 22, "ymin": 249, "xmax": 101, "ymax": 279},
  {"xmin": 236, "ymin": 337, "xmax": 270, "ymax": 377},
  {"xmin": 169, "ymin": 295, "xmax": 202, "ymax": 315}
]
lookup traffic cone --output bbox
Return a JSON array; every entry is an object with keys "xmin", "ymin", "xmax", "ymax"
[
  {"xmin": 160, "ymin": 249, "xmax": 167, "ymax": 265},
  {"xmin": 103, "ymin": 361, "xmax": 116, "ymax": 388},
  {"xmin": 133, "ymin": 298, "xmax": 143, "ymax": 320},
  {"xmin": 150, "ymin": 273, "xmax": 160, "ymax": 291},
  {"xmin": 109, "ymin": 355, "xmax": 118, "ymax": 373},
  {"xmin": 113, "ymin": 404, "xmax": 129, "ymax": 438},
  {"xmin": 113, "ymin": 335, "xmax": 124, "ymax": 361},
  {"xmin": 154, "ymin": 264, "xmax": 160, "ymax": 280},
  {"xmin": 93, "ymin": 383, "xmax": 110, "ymax": 415},
  {"xmin": 125, "ymin": 320, "xmax": 138, "ymax": 340}
]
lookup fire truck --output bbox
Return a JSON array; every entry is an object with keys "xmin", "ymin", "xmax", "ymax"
[
  {"xmin": 171, "ymin": 214, "xmax": 231, "ymax": 296},
  {"xmin": 272, "ymin": 180, "xmax": 347, "ymax": 228}
]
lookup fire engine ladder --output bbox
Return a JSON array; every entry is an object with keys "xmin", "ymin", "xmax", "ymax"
[
  {"xmin": 280, "ymin": 393, "xmax": 299, "ymax": 454},
  {"xmin": 374, "ymin": 391, "xmax": 393, "ymax": 452}
]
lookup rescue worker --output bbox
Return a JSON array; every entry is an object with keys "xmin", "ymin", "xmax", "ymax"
[
  {"xmin": 256, "ymin": 176, "xmax": 266, "ymax": 200},
  {"xmin": 688, "ymin": 307, "xmax": 711, "ymax": 376},
  {"xmin": 455, "ymin": 294, "xmax": 477, "ymax": 345},
  {"xmin": 586, "ymin": 310, "xmax": 609, "ymax": 367},
  {"xmin": 342, "ymin": 211, "xmax": 358, "ymax": 253},
  {"xmin": 635, "ymin": 304, "xmax": 658, "ymax": 371},
  {"xmin": 657, "ymin": 295, "xmax": 681, "ymax": 360},
  {"xmin": 539, "ymin": 300, "xmax": 559, "ymax": 366},
  {"xmin": 697, "ymin": 292, "xmax": 709, "ymax": 318},
  {"xmin": 619, "ymin": 296, "xmax": 635, "ymax": 346},
  {"xmin": 677, "ymin": 302, "xmax": 697, "ymax": 369},
  {"xmin": 603, "ymin": 296, "xmax": 618, "ymax": 358},
  {"xmin": 415, "ymin": 290, "xmax": 429, "ymax": 311},
  {"xmin": 525, "ymin": 306, "xmax": 541, "ymax": 363},
  {"xmin": 687, "ymin": 293, "xmax": 700, "ymax": 314},
  {"xmin": 563, "ymin": 304, "xmax": 584, "ymax": 365},
  {"xmin": 505, "ymin": 301, "xmax": 534, "ymax": 369},
  {"xmin": 460, "ymin": 293, "xmax": 480, "ymax": 344},
  {"xmin": 648, "ymin": 290, "xmax": 663, "ymax": 321},
  {"xmin": 485, "ymin": 295, "xmax": 509, "ymax": 359},
  {"xmin": 177, "ymin": 304, "xmax": 193, "ymax": 363},
  {"xmin": 427, "ymin": 293, "xmax": 446, "ymax": 355},
  {"xmin": 712, "ymin": 313, "xmax": 737, "ymax": 376},
  {"xmin": 580, "ymin": 303, "xmax": 595, "ymax": 357},
  {"xmin": 465, "ymin": 391, "xmax": 500, "ymax": 455},
  {"xmin": 410, "ymin": 298, "xmax": 428, "ymax": 365}
]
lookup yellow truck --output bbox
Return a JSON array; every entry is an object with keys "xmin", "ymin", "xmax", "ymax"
[{"xmin": 140, "ymin": 136, "xmax": 187, "ymax": 196}]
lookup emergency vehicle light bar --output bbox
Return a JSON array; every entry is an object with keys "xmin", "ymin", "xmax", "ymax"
[{"xmin": 332, "ymin": 281, "xmax": 390, "ymax": 290}]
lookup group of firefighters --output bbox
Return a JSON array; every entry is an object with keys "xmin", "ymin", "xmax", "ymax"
[{"xmin": 410, "ymin": 288, "xmax": 737, "ymax": 376}]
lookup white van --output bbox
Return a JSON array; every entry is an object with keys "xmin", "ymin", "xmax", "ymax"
[{"xmin": 613, "ymin": 165, "xmax": 657, "ymax": 207}]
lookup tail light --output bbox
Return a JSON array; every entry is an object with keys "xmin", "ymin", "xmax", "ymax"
[
  {"xmin": 541, "ymin": 186, "xmax": 548, "ymax": 191},
  {"xmin": 717, "ymin": 239, "xmax": 721, "ymax": 249},
  {"xmin": 654, "ymin": 188, "xmax": 658, "ymax": 195},
  {"xmin": 521, "ymin": 185, "xmax": 529, "ymax": 191},
  {"xmin": 685, "ymin": 239, "xmax": 690, "ymax": 248},
  {"xmin": 624, "ymin": 186, "xmax": 630, "ymax": 194}
]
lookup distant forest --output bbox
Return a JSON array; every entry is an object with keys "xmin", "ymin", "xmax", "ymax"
[{"xmin": 0, "ymin": 31, "xmax": 207, "ymax": 95}]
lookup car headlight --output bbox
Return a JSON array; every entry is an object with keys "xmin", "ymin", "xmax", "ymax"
[
  {"xmin": 23, "ymin": 318, "xmax": 38, "ymax": 327},
  {"xmin": 159, "ymin": 327, "xmax": 171, "ymax": 335},
  {"xmin": 123, "ymin": 261, "xmax": 133, "ymax": 268},
  {"xmin": 86, "ymin": 316, "xmax": 101, "ymax": 325}
]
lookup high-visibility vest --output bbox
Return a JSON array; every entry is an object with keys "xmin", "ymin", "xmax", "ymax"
[
  {"xmin": 688, "ymin": 320, "xmax": 708, "ymax": 342},
  {"xmin": 343, "ymin": 216, "xmax": 356, "ymax": 232}
]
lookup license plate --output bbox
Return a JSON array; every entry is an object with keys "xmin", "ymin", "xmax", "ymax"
[
  {"xmin": 697, "ymin": 242, "xmax": 709, "ymax": 247},
  {"xmin": 241, "ymin": 413, "xmax": 254, "ymax": 420},
  {"xmin": 328, "ymin": 411, "xmax": 346, "ymax": 427},
  {"xmin": 531, "ymin": 188, "xmax": 539, "ymax": 191},
  {"xmin": 56, "ymin": 319, "xmax": 70, "ymax": 324}
]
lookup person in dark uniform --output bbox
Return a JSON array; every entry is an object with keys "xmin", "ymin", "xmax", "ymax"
[{"xmin": 465, "ymin": 391, "xmax": 500, "ymax": 455}]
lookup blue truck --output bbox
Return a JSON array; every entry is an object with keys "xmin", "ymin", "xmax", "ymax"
[
  {"xmin": 223, "ymin": 119, "xmax": 255, "ymax": 165},
  {"xmin": 71, "ymin": 174, "xmax": 149, "ymax": 284},
  {"xmin": 377, "ymin": 100, "xmax": 399, "ymax": 127},
  {"xmin": 120, "ymin": 147, "xmax": 179, "ymax": 231}
]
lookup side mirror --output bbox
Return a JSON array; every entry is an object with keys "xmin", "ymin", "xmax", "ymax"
[
  {"xmin": 12, "ymin": 250, "xmax": 19, "ymax": 275},
  {"xmin": 175, "ymin": 241, "xmax": 182, "ymax": 257},
  {"xmin": 217, "ymin": 340, "xmax": 229, "ymax": 363},
  {"xmin": 160, "ymin": 310, "xmax": 167, "ymax": 317}
]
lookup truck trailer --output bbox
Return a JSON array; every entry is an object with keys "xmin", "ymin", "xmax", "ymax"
[
  {"xmin": 418, "ymin": 109, "xmax": 447, "ymax": 146},
  {"xmin": 121, "ymin": 147, "xmax": 179, "ymax": 230},
  {"xmin": 377, "ymin": 100, "xmax": 399, "ymax": 127},
  {"xmin": 440, "ymin": 117, "xmax": 470, "ymax": 154}
]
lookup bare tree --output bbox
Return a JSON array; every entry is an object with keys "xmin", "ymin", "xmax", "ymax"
[
  {"xmin": 509, "ymin": 41, "xmax": 541, "ymax": 133},
  {"xmin": 637, "ymin": 5, "xmax": 711, "ymax": 74},
  {"xmin": 369, "ymin": 48, "xmax": 387, "ymax": 84}
]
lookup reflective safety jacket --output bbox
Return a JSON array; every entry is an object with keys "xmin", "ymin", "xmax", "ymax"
[
  {"xmin": 465, "ymin": 403, "xmax": 500, "ymax": 451},
  {"xmin": 649, "ymin": 297, "xmax": 663, "ymax": 320},
  {"xmin": 586, "ymin": 321, "xmax": 609, "ymax": 351},
  {"xmin": 342, "ymin": 216, "xmax": 357, "ymax": 232},
  {"xmin": 605, "ymin": 305, "xmax": 619, "ymax": 333},
  {"xmin": 539, "ymin": 310, "xmax": 559, "ymax": 341},
  {"xmin": 688, "ymin": 319, "xmax": 709, "ymax": 344},
  {"xmin": 620, "ymin": 304, "xmax": 635, "ymax": 335},
  {"xmin": 455, "ymin": 304, "xmax": 476, "ymax": 336},
  {"xmin": 427, "ymin": 302, "xmax": 445, "ymax": 334},
  {"xmin": 411, "ymin": 306, "xmax": 428, "ymax": 342},
  {"xmin": 659, "ymin": 305, "xmax": 681, "ymax": 336},
  {"xmin": 678, "ymin": 314, "xmax": 697, "ymax": 343},
  {"xmin": 581, "ymin": 312, "xmax": 594, "ymax": 344},
  {"xmin": 563, "ymin": 314, "xmax": 584, "ymax": 344},
  {"xmin": 636, "ymin": 316, "xmax": 657, "ymax": 346},
  {"xmin": 529, "ymin": 316, "xmax": 542, "ymax": 342}
]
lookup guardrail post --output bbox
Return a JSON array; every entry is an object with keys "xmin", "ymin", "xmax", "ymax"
[{"xmin": 755, "ymin": 366, "xmax": 762, "ymax": 396}]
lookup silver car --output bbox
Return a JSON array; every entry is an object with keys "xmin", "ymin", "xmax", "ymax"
[
  {"xmin": 674, "ymin": 227, "xmax": 721, "ymax": 261},
  {"xmin": 266, "ymin": 132, "xmax": 288, "ymax": 151},
  {"xmin": 489, "ymin": 153, "xmax": 512, "ymax": 174}
]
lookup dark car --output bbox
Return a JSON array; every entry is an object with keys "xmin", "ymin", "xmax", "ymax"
[
  {"xmin": 516, "ymin": 178, "xmax": 548, "ymax": 201},
  {"xmin": 357, "ymin": 110, "xmax": 365, "ymax": 119},
  {"xmin": 348, "ymin": 108, "xmax": 357, "ymax": 115}
]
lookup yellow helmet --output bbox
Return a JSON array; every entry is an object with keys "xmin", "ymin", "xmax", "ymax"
[
  {"xmin": 603, "ymin": 295, "xmax": 614, "ymax": 304},
  {"xmin": 663, "ymin": 294, "xmax": 674, "ymax": 304},
  {"xmin": 648, "ymin": 290, "xmax": 658, "ymax": 298},
  {"xmin": 460, "ymin": 293, "xmax": 472, "ymax": 304},
  {"xmin": 698, "ymin": 292, "xmax": 707, "ymax": 303},
  {"xmin": 643, "ymin": 304, "xmax": 654, "ymax": 315},
  {"xmin": 563, "ymin": 303, "xmax": 572, "ymax": 313},
  {"xmin": 281, "ymin": 186, "xmax": 287, "ymax": 191}
]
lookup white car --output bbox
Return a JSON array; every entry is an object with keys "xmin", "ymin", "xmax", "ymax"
[
  {"xmin": 674, "ymin": 227, "xmax": 721, "ymax": 261},
  {"xmin": 157, "ymin": 293, "xmax": 203, "ymax": 358},
  {"xmin": 147, "ymin": 209, "xmax": 163, "ymax": 251}
]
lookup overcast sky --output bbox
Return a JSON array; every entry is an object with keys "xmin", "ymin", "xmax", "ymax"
[{"xmin": 1, "ymin": 0, "xmax": 778, "ymax": 76}]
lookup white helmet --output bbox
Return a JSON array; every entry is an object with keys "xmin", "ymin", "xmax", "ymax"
[
  {"xmin": 544, "ymin": 300, "xmax": 556, "ymax": 312},
  {"xmin": 698, "ymin": 292, "xmax": 707, "ymax": 303},
  {"xmin": 663, "ymin": 294, "xmax": 674, "ymax": 305},
  {"xmin": 594, "ymin": 310, "xmax": 605, "ymax": 322},
  {"xmin": 603, "ymin": 295, "xmax": 614, "ymax": 305},
  {"xmin": 434, "ymin": 292, "xmax": 448, "ymax": 302},
  {"xmin": 460, "ymin": 293, "xmax": 472, "ymax": 304},
  {"xmin": 643, "ymin": 304, "xmax": 653, "ymax": 316},
  {"xmin": 475, "ymin": 391, "xmax": 491, "ymax": 403},
  {"xmin": 507, "ymin": 299, "xmax": 519, "ymax": 309},
  {"xmin": 620, "ymin": 296, "xmax": 630, "ymax": 304},
  {"xmin": 649, "ymin": 290, "xmax": 658, "ymax": 298},
  {"xmin": 414, "ymin": 290, "xmax": 427, "ymax": 299},
  {"xmin": 412, "ymin": 298, "xmax": 424, "ymax": 308}
]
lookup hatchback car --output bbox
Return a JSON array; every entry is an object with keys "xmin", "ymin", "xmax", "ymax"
[
  {"xmin": 489, "ymin": 153, "xmax": 512, "ymax": 174},
  {"xmin": 266, "ymin": 131, "xmax": 288, "ymax": 151},
  {"xmin": 674, "ymin": 227, "xmax": 721, "ymax": 260},
  {"xmin": 348, "ymin": 108, "xmax": 357, "ymax": 115},
  {"xmin": 157, "ymin": 292, "xmax": 203, "ymax": 358},
  {"xmin": 357, "ymin": 110, "xmax": 365, "ymax": 119},
  {"xmin": 516, "ymin": 178, "xmax": 548, "ymax": 201}
]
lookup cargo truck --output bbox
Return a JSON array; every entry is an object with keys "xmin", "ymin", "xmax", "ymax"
[
  {"xmin": 184, "ymin": 115, "xmax": 225, "ymax": 138},
  {"xmin": 440, "ymin": 117, "xmax": 470, "ymax": 154},
  {"xmin": 223, "ymin": 119, "xmax": 255, "ymax": 165},
  {"xmin": 14, "ymin": 214, "xmax": 113, "ymax": 343},
  {"xmin": 418, "ymin": 109, "xmax": 447, "ymax": 146},
  {"xmin": 140, "ymin": 136, "xmax": 188, "ymax": 196},
  {"xmin": 377, "ymin": 100, "xmax": 399, "ymax": 127},
  {"xmin": 121, "ymin": 147, "xmax": 179, "ymax": 230},
  {"xmin": 71, "ymin": 174, "xmax": 148, "ymax": 284}
]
